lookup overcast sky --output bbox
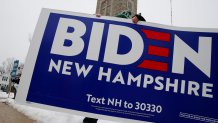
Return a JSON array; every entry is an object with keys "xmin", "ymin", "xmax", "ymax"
[{"xmin": 0, "ymin": 0, "xmax": 218, "ymax": 64}]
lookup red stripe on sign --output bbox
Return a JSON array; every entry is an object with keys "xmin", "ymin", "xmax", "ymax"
[
  {"xmin": 148, "ymin": 45, "xmax": 169, "ymax": 57},
  {"xmin": 137, "ymin": 60, "xmax": 168, "ymax": 72},
  {"xmin": 142, "ymin": 29, "xmax": 170, "ymax": 42}
]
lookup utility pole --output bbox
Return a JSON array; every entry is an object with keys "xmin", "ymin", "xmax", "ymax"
[{"xmin": 170, "ymin": 0, "xmax": 173, "ymax": 25}]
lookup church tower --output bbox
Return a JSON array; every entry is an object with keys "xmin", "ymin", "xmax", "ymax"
[{"xmin": 96, "ymin": 0, "xmax": 137, "ymax": 17}]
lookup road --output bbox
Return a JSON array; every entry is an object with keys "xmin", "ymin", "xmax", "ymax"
[{"xmin": 0, "ymin": 102, "xmax": 35, "ymax": 123}]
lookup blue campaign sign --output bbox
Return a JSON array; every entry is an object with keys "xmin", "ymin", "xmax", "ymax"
[{"xmin": 16, "ymin": 9, "xmax": 218, "ymax": 123}]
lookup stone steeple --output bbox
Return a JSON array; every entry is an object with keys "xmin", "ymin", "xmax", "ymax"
[{"xmin": 96, "ymin": 0, "xmax": 137, "ymax": 17}]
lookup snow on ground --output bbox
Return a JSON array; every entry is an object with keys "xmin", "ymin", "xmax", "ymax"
[
  {"xmin": 0, "ymin": 92, "xmax": 120, "ymax": 123},
  {"xmin": 0, "ymin": 91, "xmax": 8, "ymax": 99},
  {"xmin": 0, "ymin": 91, "xmax": 14, "ymax": 99}
]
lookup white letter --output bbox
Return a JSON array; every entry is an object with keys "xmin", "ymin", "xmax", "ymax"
[
  {"xmin": 143, "ymin": 74, "xmax": 154, "ymax": 88},
  {"xmin": 172, "ymin": 35, "xmax": 212, "ymax": 78},
  {"xmin": 51, "ymin": 18, "xmax": 86, "ymax": 56},
  {"xmin": 48, "ymin": 59, "xmax": 62, "ymax": 73},
  {"xmin": 104, "ymin": 24, "xmax": 144, "ymax": 65},
  {"xmin": 127, "ymin": 72, "xmax": 141, "ymax": 87},
  {"xmin": 62, "ymin": 61, "xmax": 73, "ymax": 75},
  {"xmin": 202, "ymin": 83, "xmax": 213, "ymax": 98},
  {"xmin": 154, "ymin": 76, "xmax": 164, "ymax": 90},
  {"xmin": 86, "ymin": 22, "xmax": 104, "ymax": 61},
  {"xmin": 87, "ymin": 94, "xmax": 92, "ymax": 102},
  {"xmin": 165, "ymin": 78, "xmax": 178, "ymax": 93},
  {"xmin": 180, "ymin": 80, "xmax": 186, "ymax": 94},
  {"xmin": 188, "ymin": 81, "xmax": 200, "ymax": 96},
  {"xmin": 98, "ymin": 67, "xmax": 111, "ymax": 82},
  {"xmin": 75, "ymin": 63, "xmax": 93, "ymax": 78},
  {"xmin": 112, "ymin": 71, "xmax": 125, "ymax": 85}
]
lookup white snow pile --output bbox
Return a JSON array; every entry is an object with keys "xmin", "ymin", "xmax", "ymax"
[
  {"xmin": 5, "ymin": 99, "xmax": 84, "ymax": 123},
  {"xmin": 0, "ymin": 91, "xmax": 14, "ymax": 99},
  {"xmin": 0, "ymin": 97, "xmax": 120, "ymax": 123},
  {"xmin": 0, "ymin": 91, "xmax": 8, "ymax": 99}
]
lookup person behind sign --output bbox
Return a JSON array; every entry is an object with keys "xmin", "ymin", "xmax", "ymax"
[
  {"xmin": 131, "ymin": 13, "xmax": 146, "ymax": 24},
  {"xmin": 83, "ymin": 11, "xmax": 146, "ymax": 123},
  {"xmin": 96, "ymin": 11, "xmax": 146, "ymax": 23}
]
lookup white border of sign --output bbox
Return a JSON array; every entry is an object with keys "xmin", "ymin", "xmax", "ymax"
[{"xmin": 16, "ymin": 8, "xmax": 218, "ymax": 123}]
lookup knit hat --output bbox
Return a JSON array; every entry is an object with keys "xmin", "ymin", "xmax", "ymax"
[{"xmin": 133, "ymin": 13, "xmax": 146, "ymax": 22}]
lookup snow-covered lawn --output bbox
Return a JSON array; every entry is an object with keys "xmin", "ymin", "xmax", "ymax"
[
  {"xmin": 0, "ymin": 91, "xmax": 14, "ymax": 99},
  {"xmin": 0, "ymin": 92, "xmax": 120, "ymax": 123}
]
